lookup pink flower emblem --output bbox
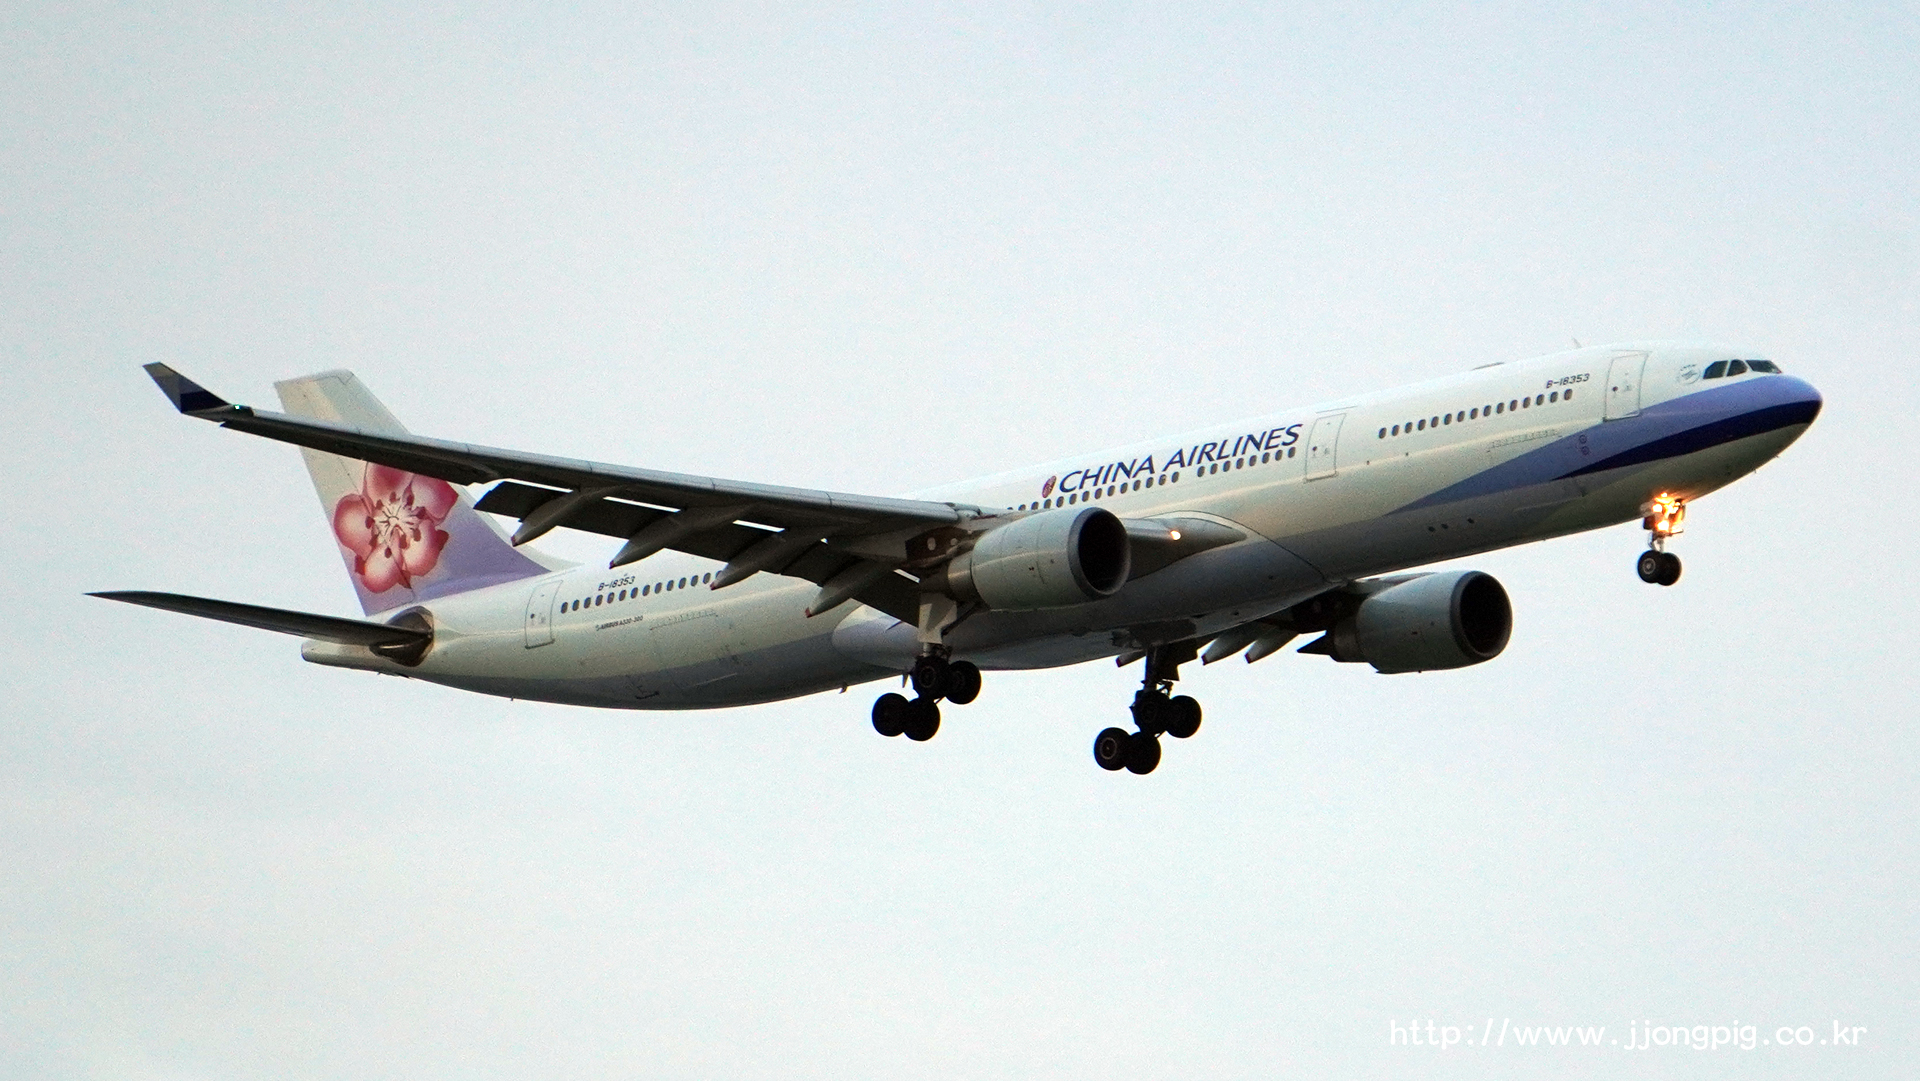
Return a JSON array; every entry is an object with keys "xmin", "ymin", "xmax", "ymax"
[{"xmin": 331, "ymin": 465, "xmax": 458, "ymax": 593}]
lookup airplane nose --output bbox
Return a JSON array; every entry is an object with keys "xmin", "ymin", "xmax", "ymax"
[{"xmin": 1783, "ymin": 375, "xmax": 1824, "ymax": 424}]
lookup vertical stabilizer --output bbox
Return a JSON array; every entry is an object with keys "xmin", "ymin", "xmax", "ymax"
[{"xmin": 275, "ymin": 371, "xmax": 561, "ymax": 615}]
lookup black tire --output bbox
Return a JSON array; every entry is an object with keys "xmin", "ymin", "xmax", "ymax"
[
  {"xmin": 1637, "ymin": 550, "xmax": 1665, "ymax": 584},
  {"xmin": 909, "ymin": 656, "xmax": 951, "ymax": 700},
  {"xmin": 1093, "ymin": 727, "xmax": 1131, "ymax": 771},
  {"xmin": 946, "ymin": 661, "xmax": 982, "ymax": 705},
  {"xmin": 1125, "ymin": 732, "xmax": 1162, "ymax": 775},
  {"xmin": 1658, "ymin": 552, "xmax": 1683, "ymax": 587},
  {"xmin": 872, "ymin": 692, "xmax": 908, "ymax": 737},
  {"xmin": 903, "ymin": 697, "xmax": 941, "ymax": 742},
  {"xmin": 1129, "ymin": 690, "xmax": 1168, "ymax": 733},
  {"xmin": 1164, "ymin": 695, "xmax": 1202, "ymax": 740}
]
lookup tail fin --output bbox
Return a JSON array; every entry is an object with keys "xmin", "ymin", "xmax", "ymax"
[{"xmin": 275, "ymin": 370, "xmax": 562, "ymax": 615}]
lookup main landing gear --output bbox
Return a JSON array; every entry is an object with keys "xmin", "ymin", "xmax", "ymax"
[
  {"xmin": 1095, "ymin": 642, "xmax": 1202, "ymax": 776},
  {"xmin": 871, "ymin": 653, "xmax": 981, "ymax": 743},
  {"xmin": 1636, "ymin": 493, "xmax": 1686, "ymax": 587}
]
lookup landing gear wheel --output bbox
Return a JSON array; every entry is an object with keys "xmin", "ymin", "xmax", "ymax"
[
  {"xmin": 1164, "ymin": 695, "xmax": 1202, "ymax": 740},
  {"xmin": 1124, "ymin": 732, "xmax": 1162, "ymax": 775},
  {"xmin": 1657, "ymin": 551, "xmax": 1682, "ymax": 587},
  {"xmin": 909, "ymin": 656, "xmax": 952, "ymax": 700},
  {"xmin": 1093, "ymin": 727, "xmax": 1131, "ymax": 771},
  {"xmin": 1637, "ymin": 550, "xmax": 1665, "ymax": 584},
  {"xmin": 872, "ymin": 692, "xmax": 908, "ymax": 737},
  {"xmin": 945, "ymin": 661, "xmax": 981, "ymax": 705},
  {"xmin": 902, "ymin": 697, "xmax": 941, "ymax": 742},
  {"xmin": 1130, "ymin": 690, "xmax": 1170, "ymax": 733}
]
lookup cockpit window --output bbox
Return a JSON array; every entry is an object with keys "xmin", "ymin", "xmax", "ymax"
[
  {"xmin": 1726, "ymin": 360, "xmax": 1749, "ymax": 376},
  {"xmin": 1747, "ymin": 359, "xmax": 1781, "ymax": 373},
  {"xmin": 1703, "ymin": 360, "xmax": 1730, "ymax": 379}
]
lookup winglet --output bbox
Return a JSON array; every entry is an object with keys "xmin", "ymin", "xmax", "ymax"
[{"xmin": 143, "ymin": 363, "xmax": 232, "ymax": 414}]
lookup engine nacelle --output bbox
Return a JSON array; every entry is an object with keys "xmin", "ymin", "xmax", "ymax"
[
  {"xmin": 940, "ymin": 507, "xmax": 1131, "ymax": 610},
  {"xmin": 1326, "ymin": 570, "xmax": 1512, "ymax": 674}
]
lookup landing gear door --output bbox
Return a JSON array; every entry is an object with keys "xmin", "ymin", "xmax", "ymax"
[
  {"xmin": 1305, "ymin": 413, "xmax": 1346, "ymax": 480},
  {"xmin": 1605, "ymin": 352, "xmax": 1649, "ymax": 420},
  {"xmin": 524, "ymin": 578, "xmax": 559, "ymax": 648}
]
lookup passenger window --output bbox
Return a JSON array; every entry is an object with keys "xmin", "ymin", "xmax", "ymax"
[
  {"xmin": 703, "ymin": 573, "xmax": 712, "ymax": 583},
  {"xmin": 1496, "ymin": 403, "xmax": 1503, "ymax": 413},
  {"xmin": 641, "ymin": 585, "xmax": 649, "ymax": 596},
  {"xmin": 1417, "ymin": 419, "xmax": 1425, "ymax": 430},
  {"xmin": 1468, "ymin": 409, "xmax": 1477, "ymax": 420},
  {"xmin": 1748, "ymin": 360, "xmax": 1781, "ymax": 373},
  {"xmin": 1550, "ymin": 391, "xmax": 1559, "ymax": 402},
  {"xmin": 679, "ymin": 577, "xmax": 688, "ymax": 588},
  {"xmin": 1565, "ymin": 388, "xmax": 1574, "ymax": 399},
  {"xmin": 1727, "ymin": 360, "xmax": 1748, "ymax": 376}
]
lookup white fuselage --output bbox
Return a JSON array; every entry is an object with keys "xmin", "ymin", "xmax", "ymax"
[{"xmin": 303, "ymin": 342, "xmax": 1820, "ymax": 709}]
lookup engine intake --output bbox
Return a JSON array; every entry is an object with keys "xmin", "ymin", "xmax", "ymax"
[
  {"xmin": 939, "ymin": 507, "xmax": 1130, "ymax": 610},
  {"xmin": 1325, "ymin": 570, "xmax": 1511, "ymax": 674}
]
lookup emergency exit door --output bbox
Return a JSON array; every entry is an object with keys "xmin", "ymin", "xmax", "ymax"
[
  {"xmin": 1305, "ymin": 413, "xmax": 1346, "ymax": 480},
  {"xmin": 524, "ymin": 578, "xmax": 558, "ymax": 647},
  {"xmin": 1605, "ymin": 353, "xmax": 1649, "ymax": 420}
]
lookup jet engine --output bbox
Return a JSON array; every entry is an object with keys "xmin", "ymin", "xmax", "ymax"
[
  {"xmin": 938, "ymin": 507, "xmax": 1131, "ymax": 610},
  {"xmin": 1319, "ymin": 570, "xmax": 1511, "ymax": 674}
]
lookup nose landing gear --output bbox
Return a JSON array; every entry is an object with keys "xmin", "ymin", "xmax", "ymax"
[
  {"xmin": 1095, "ymin": 641, "xmax": 1201, "ymax": 775},
  {"xmin": 1636, "ymin": 494, "xmax": 1686, "ymax": 587}
]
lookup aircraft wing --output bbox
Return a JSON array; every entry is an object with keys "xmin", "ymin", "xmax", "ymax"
[{"xmin": 144, "ymin": 365, "xmax": 965, "ymax": 622}]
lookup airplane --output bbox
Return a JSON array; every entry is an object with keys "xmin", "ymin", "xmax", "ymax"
[{"xmin": 97, "ymin": 342, "xmax": 1821, "ymax": 774}]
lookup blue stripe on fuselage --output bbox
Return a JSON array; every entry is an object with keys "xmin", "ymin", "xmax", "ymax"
[{"xmin": 1394, "ymin": 375, "xmax": 1822, "ymax": 514}]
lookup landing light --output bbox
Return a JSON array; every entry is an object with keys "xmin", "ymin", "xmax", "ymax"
[
  {"xmin": 1169, "ymin": 530, "xmax": 1182, "ymax": 541},
  {"xmin": 1642, "ymin": 493, "xmax": 1686, "ymax": 538}
]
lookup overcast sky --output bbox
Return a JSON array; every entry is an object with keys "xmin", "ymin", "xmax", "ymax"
[{"xmin": 3, "ymin": 2, "xmax": 1916, "ymax": 1078}]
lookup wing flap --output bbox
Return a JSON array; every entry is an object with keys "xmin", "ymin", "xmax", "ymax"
[{"xmin": 475, "ymin": 482, "xmax": 921, "ymax": 622}]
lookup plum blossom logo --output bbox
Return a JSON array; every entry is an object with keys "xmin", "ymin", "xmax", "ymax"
[
  {"xmin": 1041, "ymin": 475, "xmax": 1057, "ymax": 498},
  {"xmin": 331, "ymin": 465, "xmax": 458, "ymax": 593}
]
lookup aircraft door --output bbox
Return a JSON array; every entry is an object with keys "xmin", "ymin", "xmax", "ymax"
[
  {"xmin": 1605, "ymin": 353, "xmax": 1649, "ymax": 420},
  {"xmin": 1305, "ymin": 413, "xmax": 1346, "ymax": 480},
  {"xmin": 523, "ymin": 578, "xmax": 558, "ymax": 647}
]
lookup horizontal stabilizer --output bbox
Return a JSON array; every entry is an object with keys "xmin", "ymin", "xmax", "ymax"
[{"xmin": 89, "ymin": 590, "xmax": 430, "ymax": 648}]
